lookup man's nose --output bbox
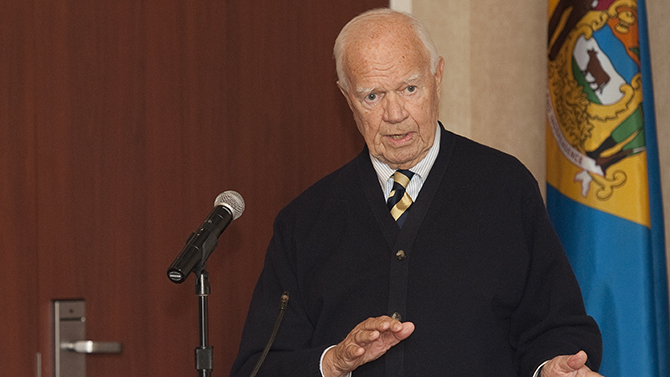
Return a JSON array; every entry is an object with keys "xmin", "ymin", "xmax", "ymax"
[{"xmin": 382, "ymin": 94, "xmax": 409, "ymax": 123}]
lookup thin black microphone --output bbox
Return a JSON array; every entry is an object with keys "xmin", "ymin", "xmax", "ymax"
[
  {"xmin": 249, "ymin": 292, "xmax": 289, "ymax": 377},
  {"xmin": 167, "ymin": 190, "xmax": 245, "ymax": 283}
]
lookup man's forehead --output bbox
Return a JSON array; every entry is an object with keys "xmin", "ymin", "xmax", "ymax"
[
  {"xmin": 345, "ymin": 26, "xmax": 427, "ymax": 68},
  {"xmin": 345, "ymin": 39, "xmax": 429, "ymax": 86},
  {"xmin": 339, "ymin": 16, "xmax": 431, "ymax": 91}
]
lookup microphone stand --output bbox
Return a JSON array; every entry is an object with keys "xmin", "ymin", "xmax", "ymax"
[
  {"xmin": 167, "ymin": 190, "xmax": 246, "ymax": 376},
  {"xmin": 195, "ymin": 269, "xmax": 213, "ymax": 377}
]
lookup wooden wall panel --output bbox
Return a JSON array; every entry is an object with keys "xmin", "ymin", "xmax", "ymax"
[
  {"xmin": 0, "ymin": 1, "xmax": 38, "ymax": 376},
  {"xmin": 2, "ymin": 0, "xmax": 386, "ymax": 376}
]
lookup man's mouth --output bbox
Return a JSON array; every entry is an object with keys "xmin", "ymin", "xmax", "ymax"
[
  {"xmin": 390, "ymin": 134, "xmax": 407, "ymax": 140},
  {"xmin": 386, "ymin": 132, "xmax": 413, "ymax": 141}
]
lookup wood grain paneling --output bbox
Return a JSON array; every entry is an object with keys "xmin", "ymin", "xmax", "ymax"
[
  {"xmin": 0, "ymin": 1, "xmax": 38, "ymax": 375},
  {"xmin": 2, "ymin": 1, "xmax": 385, "ymax": 376}
]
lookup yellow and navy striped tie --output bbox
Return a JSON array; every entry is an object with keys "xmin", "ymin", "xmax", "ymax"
[{"xmin": 387, "ymin": 170, "xmax": 415, "ymax": 227}]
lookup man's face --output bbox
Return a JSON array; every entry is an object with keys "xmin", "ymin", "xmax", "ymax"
[{"xmin": 339, "ymin": 31, "xmax": 444, "ymax": 170}]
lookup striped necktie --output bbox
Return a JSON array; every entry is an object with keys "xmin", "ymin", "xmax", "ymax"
[{"xmin": 387, "ymin": 170, "xmax": 415, "ymax": 227}]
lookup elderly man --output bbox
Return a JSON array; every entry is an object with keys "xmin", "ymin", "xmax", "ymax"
[{"xmin": 231, "ymin": 8, "xmax": 602, "ymax": 377}]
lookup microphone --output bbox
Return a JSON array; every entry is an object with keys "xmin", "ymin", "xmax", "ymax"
[
  {"xmin": 167, "ymin": 190, "xmax": 245, "ymax": 283},
  {"xmin": 249, "ymin": 292, "xmax": 289, "ymax": 377}
]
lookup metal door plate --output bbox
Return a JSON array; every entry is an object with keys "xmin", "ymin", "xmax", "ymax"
[{"xmin": 54, "ymin": 299, "xmax": 87, "ymax": 377}]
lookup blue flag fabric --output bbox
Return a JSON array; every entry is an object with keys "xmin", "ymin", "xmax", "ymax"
[{"xmin": 546, "ymin": 0, "xmax": 669, "ymax": 375}]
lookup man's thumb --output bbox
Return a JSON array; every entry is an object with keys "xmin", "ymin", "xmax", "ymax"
[{"xmin": 566, "ymin": 350, "xmax": 588, "ymax": 371}]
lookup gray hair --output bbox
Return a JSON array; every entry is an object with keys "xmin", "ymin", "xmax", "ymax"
[{"xmin": 333, "ymin": 8, "xmax": 440, "ymax": 91}]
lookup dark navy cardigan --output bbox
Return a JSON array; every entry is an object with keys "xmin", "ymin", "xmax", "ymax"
[{"xmin": 231, "ymin": 127, "xmax": 601, "ymax": 377}]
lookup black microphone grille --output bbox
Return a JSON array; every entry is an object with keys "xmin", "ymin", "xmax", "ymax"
[{"xmin": 214, "ymin": 190, "xmax": 245, "ymax": 220}]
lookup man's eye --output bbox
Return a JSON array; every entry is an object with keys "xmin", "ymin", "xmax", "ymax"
[
  {"xmin": 366, "ymin": 93, "xmax": 378, "ymax": 101},
  {"xmin": 406, "ymin": 85, "xmax": 417, "ymax": 93}
]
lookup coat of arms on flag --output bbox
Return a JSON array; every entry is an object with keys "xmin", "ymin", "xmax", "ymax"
[{"xmin": 547, "ymin": 0, "xmax": 649, "ymax": 227}]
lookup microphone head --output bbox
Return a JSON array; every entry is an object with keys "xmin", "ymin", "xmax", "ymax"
[{"xmin": 215, "ymin": 190, "xmax": 245, "ymax": 220}]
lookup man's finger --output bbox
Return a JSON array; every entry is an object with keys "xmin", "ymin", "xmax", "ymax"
[
  {"xmin": 566, "ymin": 350, "xmax": 588, "ymax": 371},
  {"xmin": 360, "ymin": 316, "xmax": 395, "ymax": 331},
  {"xmin": 353, "ymin": 328, "xmax": 380, "ymax": 345},
  {"xmin": 392, "ymin": 322, "xmax": 415, "ymax": 341},
  {"xmin": 343, "ymin": 343, "xmax": 365, "ymax": 360},
  {"xmin": 542, "ymin": 351, "xmax": 594, "ymax": 377}
]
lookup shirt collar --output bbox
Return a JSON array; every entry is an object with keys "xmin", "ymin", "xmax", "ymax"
[{"xmin": 370, "ymin": 123, "xmax": 442, "ymax": 192}]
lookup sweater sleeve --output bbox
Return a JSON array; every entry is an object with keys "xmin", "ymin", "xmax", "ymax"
[
  {"xmin": 509, "ymin": 173, "xmax": 602, "ymax": 376},
  {"xmin": 230, "ymin": 212, "xmax": 327, "ymax": 377}
]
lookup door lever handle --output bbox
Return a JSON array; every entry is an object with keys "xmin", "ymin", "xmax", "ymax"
[
  {"xmin": 54, "ymin": 300, "xmax": 124, "ymax": 377},
  {"xmin": 62, "ymin": 340, "xmax": 123, "ymax": 354}
]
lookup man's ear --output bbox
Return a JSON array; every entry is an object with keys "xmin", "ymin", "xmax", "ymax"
[
  {"xmin": 337, "ymin": 81, "xmax": 355, "ymax": 111},
  {"xmin": 435, "ymin": 57, "xmax": 445, "ymax": 99}
]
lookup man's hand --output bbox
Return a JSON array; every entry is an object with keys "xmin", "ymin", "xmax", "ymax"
[
  {"xmin": 541, "ymin": 351, "xmax": 603, "ymax": 377},
  {"xmin": 321, "ymin": 316, "xmax": 415, "ymax": 377}
]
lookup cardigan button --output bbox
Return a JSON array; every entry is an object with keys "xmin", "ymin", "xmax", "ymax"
[
  {"xmin": 391, "ymin": 312, "xmax": 402, "ymax": 321},
  {"xmin": 395, "ymin": 250, "xmax": 406, "ymax": 261}
]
